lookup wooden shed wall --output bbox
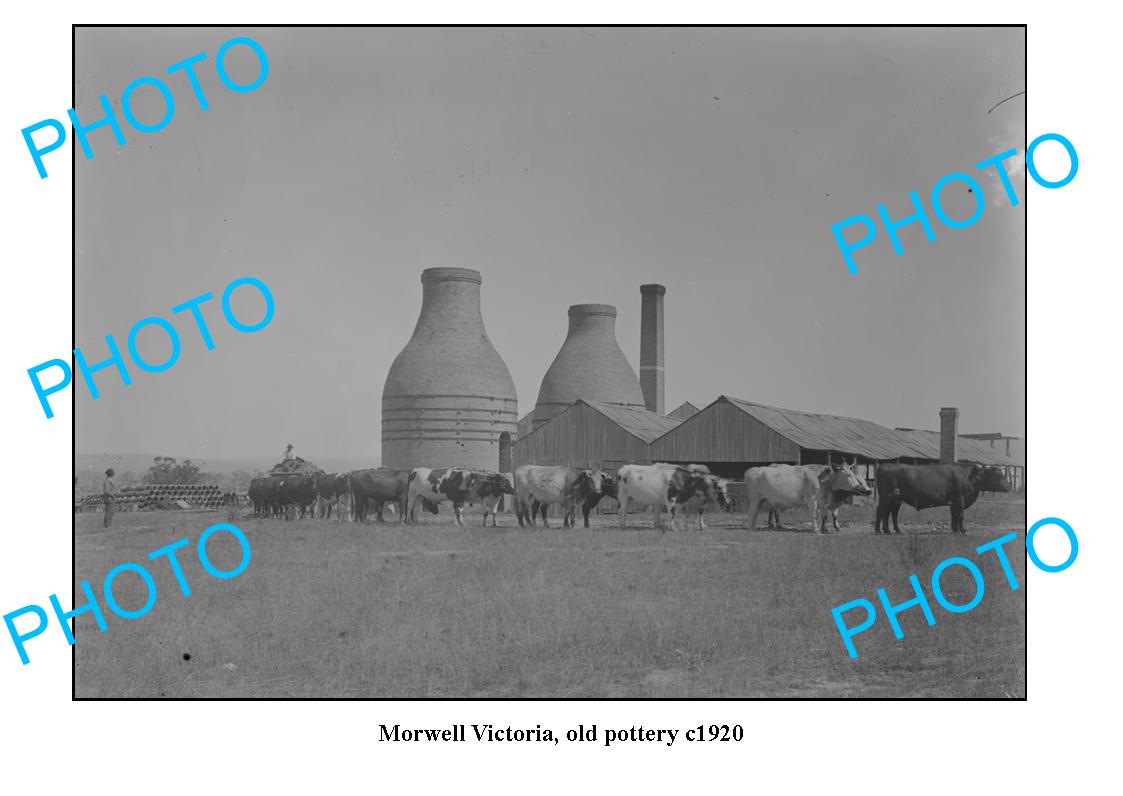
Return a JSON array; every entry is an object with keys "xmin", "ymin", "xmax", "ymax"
[
  {"xmin": 648, "ymin": 400, "xmax": 801, "ymax": 463},
  {"xmin": 512, "ymin": 403, "xmax": 656, "ymax": 468}
]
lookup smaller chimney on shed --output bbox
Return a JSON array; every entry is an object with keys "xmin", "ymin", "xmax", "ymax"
[
  {"xmin": 940, "ymin": 407, "xmax": 959, "ymax": 463},
  {"xmin": 640, "ymin": 284, "xmax": 666, "ymax": 415}
]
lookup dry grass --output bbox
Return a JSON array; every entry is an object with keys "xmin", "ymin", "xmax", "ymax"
[{"xmin": 74, "ymin": 496, "xmax": 1025, "ymax": 698}]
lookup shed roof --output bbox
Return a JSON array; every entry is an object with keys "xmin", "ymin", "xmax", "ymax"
[
  {"xmin": 579, "ymin": 399, "xmax": 683, "ymax": 443},
  {"xmin": 719, "ymin": 396, "xmax": 1017, "ymax": 466},
  {"xmin": 669, "ymin": 401, "xmax": 700, "ymax": 420},
  {"xmin": 893, "ymin": 428, "xmax": 1017, "ymax": 467}
]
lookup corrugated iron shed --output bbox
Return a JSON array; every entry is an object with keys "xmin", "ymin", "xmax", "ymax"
[
  {"xmin": 668, "ymin": 401, "xmax": 700, "ymax": 420},
  {"xmin": 651, "ymin": 396, "xmax": 1018, "ymax": 466},
  {"xmin": 513, "ymin": 399, "xmax": 682, "ymax": 468},
  {"xmin": 893, "ymin": 428, "xmax": 1017, "ymax": 467},
  {"xmin": 723, "ymin": 396, "xmax": 933, "ymax": 460},
  {"xmin": 580, "ymin": 400, "xmax": 682, "ymax": 443},
  {"xmin": 516, "ymin": 411, "xmax": 536, "ymax": 441}
]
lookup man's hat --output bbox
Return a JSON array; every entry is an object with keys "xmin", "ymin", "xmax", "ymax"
[{"xmin": 105, "ymin": 468, "xmax": 115, "ymax": 476}]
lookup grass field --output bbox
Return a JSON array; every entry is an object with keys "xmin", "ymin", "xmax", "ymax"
[{"xmin": 74, "ymin": 495, "xmax": 1026, "ymax": 698}]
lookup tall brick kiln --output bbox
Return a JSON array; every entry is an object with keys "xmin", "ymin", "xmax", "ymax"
[
  {"xmin": 533, "ymin": 303, "xmax": 646, "ymax": 430},
  {"xmin": 382, "ymin": 267, "xmax": 518, "ymax": 471}
]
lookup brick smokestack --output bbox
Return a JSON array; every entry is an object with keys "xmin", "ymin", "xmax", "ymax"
[
  {"xmin": 940, "ymin": 407, "xmax": 959, "ymax": 464},
  {"xmin": 640, "ymin": 284, "xmax": 665, "ymax": 415}
]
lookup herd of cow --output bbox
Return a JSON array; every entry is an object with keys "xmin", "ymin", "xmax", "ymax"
[{"xmin": 247, "ymin": 459, "xmax": 1013, "ymax": 534}]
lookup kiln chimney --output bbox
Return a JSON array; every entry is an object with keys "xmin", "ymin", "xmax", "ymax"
[
  {"xmin": 382, "ymin": 268, "xmax": 517, "ymax": 471},
  {"xmin": 534, "ymin": 304, "xmax": 645, "ymax": 429},
  {"xmin": 940, "ymin": 407, "xmax": 959, "ymax": 464},
  {"xmin": 640, "ymin": 284, "xmax": 665, "ymax": 415}
]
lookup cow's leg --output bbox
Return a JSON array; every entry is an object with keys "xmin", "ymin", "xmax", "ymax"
[
  {"xmin": 453, "ymin": 502, "xmax": 464, "ymax": 526},
  {"xmin": 891, "ymin": 503, "xmax": 902, "ymax": 534},
  {"xmin": 950, "ymin": 502, "xmax": 963, "ymax": 534},
  {"xmin": 698, "ymin": 510, "xmax": 706, "ymax": 531},
  {"xmin": 537, "ymin": 501, "xmax": 549, "ymax": 529},
  {"xmin": 407, "ymin": 495, "xmax": 419, "ymax": 524},
  {"xmin": 832, "ymin": 508, "xmax": 842, "ymax": 532},
  {"xmin": 748, "ymin": 498, "xmax": 762, "ymax": 532},
  {"xmin": 619, "ymin": 496, "xmax": 629, "ymax": 529},
  {"xmin": 583, "ymin": 503, "xmax": 593, "ymax": 529}
]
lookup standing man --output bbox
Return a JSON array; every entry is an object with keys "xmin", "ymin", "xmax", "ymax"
[
  {"xmin": 283, "ymin": 443, "xmax": 295, "ymax": 462},
  {"xmin": 102, "ymin": 468, "xmax": 119, "ymax": 528}
]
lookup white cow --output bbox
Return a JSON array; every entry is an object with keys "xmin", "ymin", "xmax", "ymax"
[
  {"xmin": 406, "ymin": 467, "xmax": 475, "ymax": 525},
  {"xmin": 514, "ymin": 465, "xmax": 603, "ymax": 528},
  {"xmin": 744, "ymin": 462, "xmax": 870, "ymax": 533},
  {"xmin": 617, "ymin": 463, "xmax": 717, "ymax": 531}
]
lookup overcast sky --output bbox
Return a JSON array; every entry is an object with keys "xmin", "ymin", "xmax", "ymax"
[{"xmin": 75, "ymin": 26, "xmax": 1025, "ymax": 462}]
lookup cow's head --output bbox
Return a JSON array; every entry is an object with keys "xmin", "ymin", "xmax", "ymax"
[
  {"xmin": 821, "ymin": 460, "xmax": 872, "ymax": 497},
  {"xmin": 581, "ymin": 469, "xmax": 607, "ymax": 496},
  {"xmin": 600, "ymin": 471, "xmax": 619, "ymax": 499},
  {"xmin": 969, "ymin": 465, "xmax": 1013, "ymax": 493},
  {"xmin": 711, "ymin": 476, "xmax": 733, "ymax": 510}
]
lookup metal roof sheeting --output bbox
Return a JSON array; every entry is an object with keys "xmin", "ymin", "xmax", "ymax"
[
  {"xmin": 720, "ymin": 396, "xmax": 1017, "ymax": 466},
  {"xmin": 893, "ymin": 428, "xmax": 1018, "ymax": 467},
  {"xmin": 580, "ymin": 399, "xmax": 683, "ymax": 443},
  {"xmin": 668, "ymin": 401, "xmax": 701, "ymax": 420}
]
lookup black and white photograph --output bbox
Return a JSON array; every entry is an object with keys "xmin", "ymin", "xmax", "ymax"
[{"xmin": 72, "ymin": 25, "xmax": 1026, "ymax": 698}]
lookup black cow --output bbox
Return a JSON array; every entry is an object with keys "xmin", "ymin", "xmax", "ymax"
[
  {"xmin": 351, "ymin": 468, "xmax": 411, "ymax": 523},
  {"xmin": 278, "ymin": 474, "xmax": 316, "ymax": 520},
  {"xmin": 875, "ymin": 463, "xmax": 1012, "ymax": 535},
  {"xmin": 248, "ymin": 477, "xmax": 270, "ymax": 517},
  {"xmin": 568, "ymin": 470, "xmax": 616, "ymax": 528},
  {"xmin": 671, "ymin": 473, "xmax": 734, "ymax": 531},
  {"xmin": 249, "ymin": 476, "xmax": 283, "ymax": 517}
]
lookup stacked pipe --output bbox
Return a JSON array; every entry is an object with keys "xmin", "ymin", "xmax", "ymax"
[{"xmin": 76, "ymin": 484, "xmax": 226, "ymax": 511}]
